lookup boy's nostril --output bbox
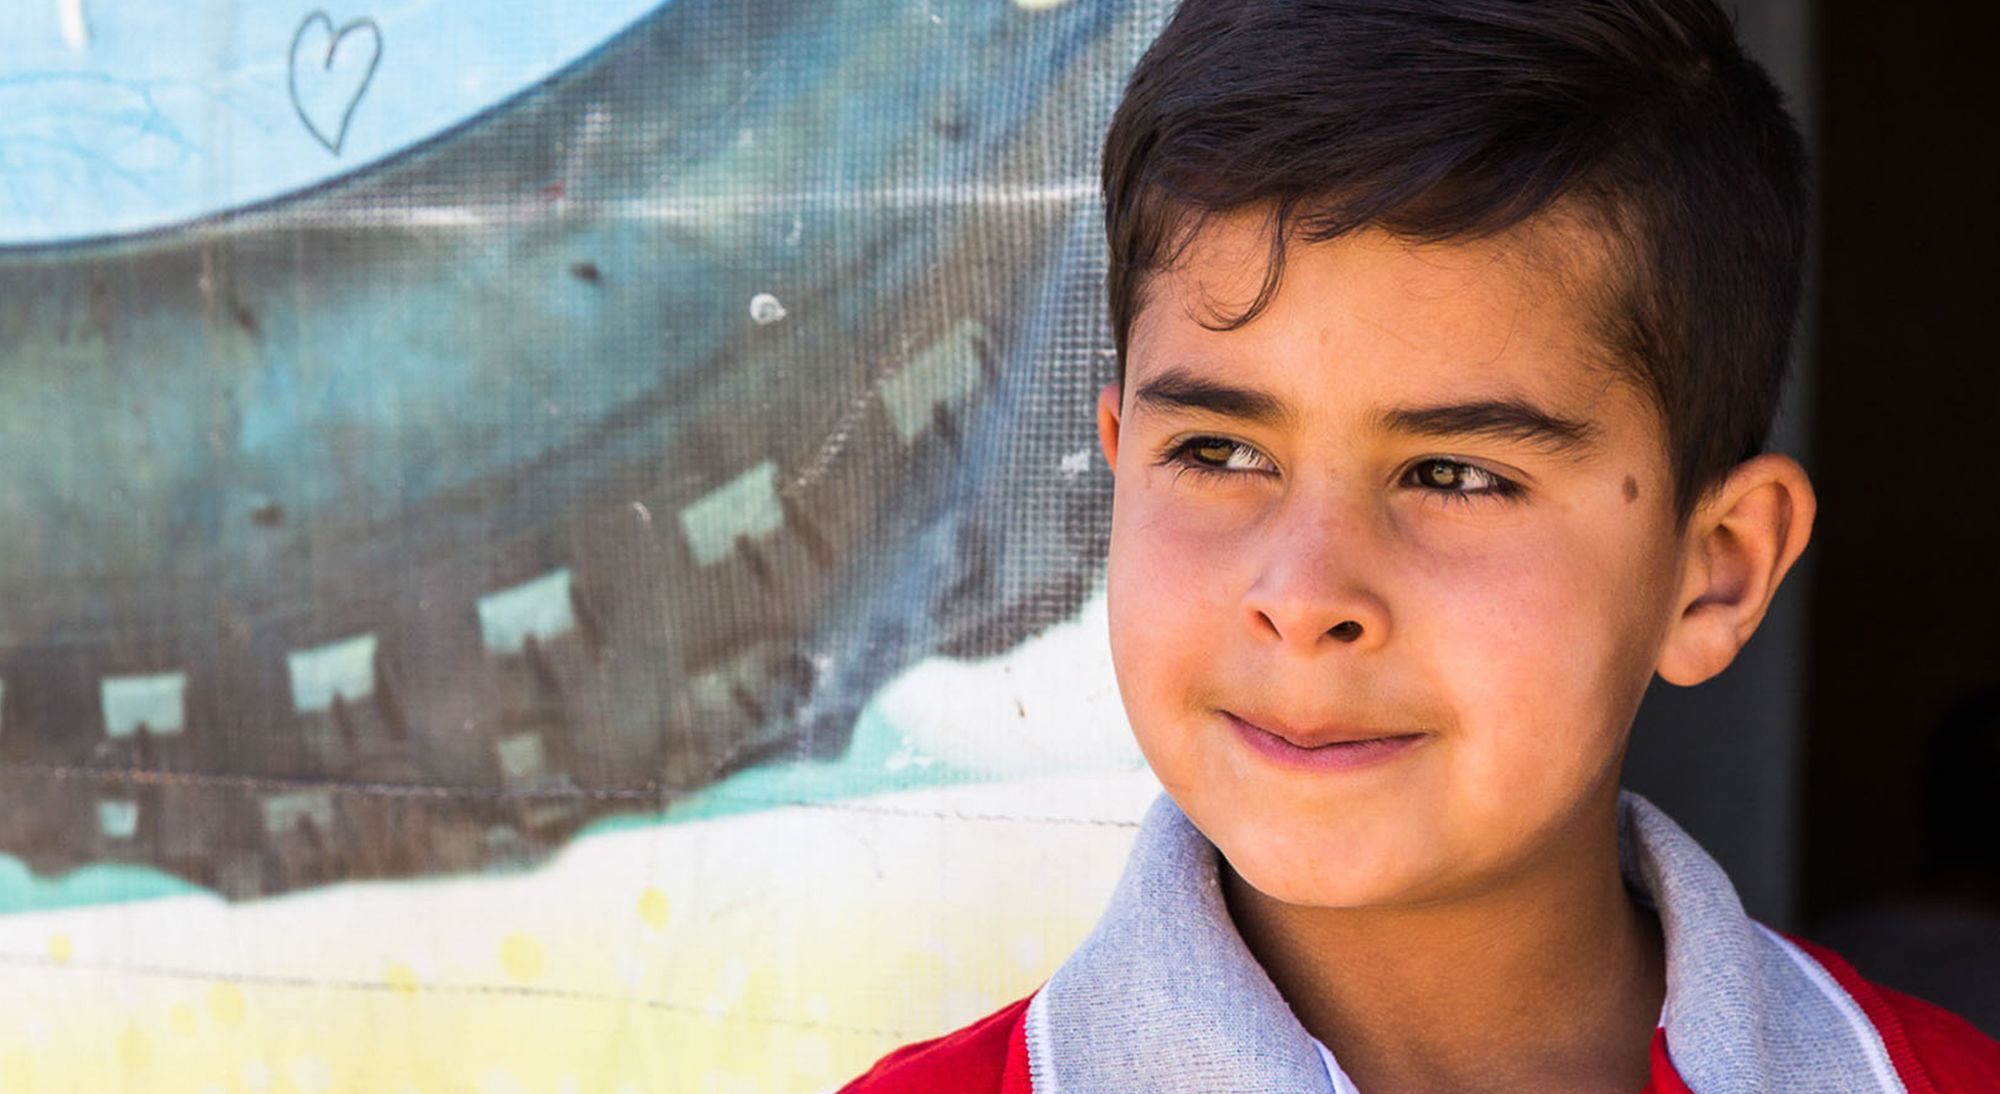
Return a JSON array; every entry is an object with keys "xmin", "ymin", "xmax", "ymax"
[{"xmin": 1329, "ymin": 620, "xmax": 1362, "ymax": 642}]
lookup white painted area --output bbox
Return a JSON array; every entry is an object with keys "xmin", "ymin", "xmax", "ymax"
[
  {"xmin": 877, "ymin": 318, "xmax": 988, "ymax": 443},
  {"xmin": 677, "ymin": 461, "xmax": 784, "ymax": 567},
  {"xmin": 747, "ymin": 293, "xmax": 787, "ymax": 325},
  {"xmin": 100, "ymin": 671, "xmax": 186, "ymax": 737},
  {"xmin": 497, "ymin": 733, "xmax": 547, "ymax": 783},
  {"xmin": 287, "ymin": 634, "xmax": 378, "ymax": 713},
  {"xmin": 95, "ymin": 799, "xmax": 138, "ymax": 839},
  {"xmin": 476, "ymin": 569, "xmax": 576, "ymax": 654},
  {"xmin": 873, "ymin": 589, "xmax": 1143, "ymax": 776},
  {"xmin": 261, "ymin": 790, "xmax": 336, "ymax": 838},
  {"xmin": 290, "ymin": 1055, "xmax": 334, "ymax": 1093},
  {"xmin": 57, "ymin": 0, "xmax": 88, "ymax": 51}
]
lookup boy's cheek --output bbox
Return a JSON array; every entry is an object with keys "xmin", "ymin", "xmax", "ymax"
[{"xmin": 1108, "ymin": 508, "xmax": 1244, "ymax": 617}]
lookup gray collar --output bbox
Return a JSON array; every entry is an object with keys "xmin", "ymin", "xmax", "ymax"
[{"xmin": 1026, "ymin": 792, "xmax": 1906, "ymax": 1093}]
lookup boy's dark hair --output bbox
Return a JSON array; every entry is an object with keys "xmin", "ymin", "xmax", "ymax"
[{"xmin": 1102, "ymin": 0, "xmax": 1808, "ymax": 529}]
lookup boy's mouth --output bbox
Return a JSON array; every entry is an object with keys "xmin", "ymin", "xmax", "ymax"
[{"xmin": 1222, "ymin": 711, "xmax": 1428, "ymax": 772}]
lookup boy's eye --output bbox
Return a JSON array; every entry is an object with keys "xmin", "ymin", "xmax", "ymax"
[
  {"xmin": 1160, "ymin": 436, "xmax": 1275, "ymax": 480},
  {"xmin": 1404, "ymin": 458, "xmax": 1522, "ymax": 504}
]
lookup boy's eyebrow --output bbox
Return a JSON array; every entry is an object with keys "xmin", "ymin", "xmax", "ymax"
[
  {"xmin": 1130, "ymin": 368, "xmax": 1600, "ymax": 456},
  {"xmin": 1129, "ymin": 370, "xmax": 1296, "ymax": 428},
  {"xmin": 1370, "ymin": 398, "xmax": 1602, "ymax": 457}
]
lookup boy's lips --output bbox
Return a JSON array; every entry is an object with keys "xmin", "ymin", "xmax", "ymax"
[
  {"xmin": 1222, "ymin": 711, "xmax": 1429, "ymax": 773},
  {"xmin": 1223, "ymin": 710, "xmax": 1421, "ymax": 748}
]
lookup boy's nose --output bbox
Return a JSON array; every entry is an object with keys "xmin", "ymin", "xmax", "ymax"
[
  {"xmin": 1240, "ymin": 498, "xmax": 1390, "ymax": 652},
  {"xmin": 1247, "ymin": 592, "xmax": 1381, "ymax": 650}
]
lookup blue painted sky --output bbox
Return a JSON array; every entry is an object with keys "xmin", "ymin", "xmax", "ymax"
[{"xmin": 0, "ymin": 0, "xmax": 665, "ymax": 244}]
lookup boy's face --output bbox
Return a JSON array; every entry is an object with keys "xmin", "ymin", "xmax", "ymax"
[{"xmin": 1099, "ymin": 214, "xmax": 1690, "ymax": 908}]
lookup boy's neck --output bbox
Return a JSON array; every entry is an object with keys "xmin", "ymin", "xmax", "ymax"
[{"xmin": 1221, "ymin": 790, "xmax": 1666, "ymax": 1094}]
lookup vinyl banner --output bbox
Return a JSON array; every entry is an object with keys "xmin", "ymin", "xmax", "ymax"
[{"xmin": 0, "ymin": 1, "xmax": 1169, "ymax": 1088}]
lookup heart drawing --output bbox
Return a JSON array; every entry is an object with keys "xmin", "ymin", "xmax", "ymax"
[{"xmin": 289, "ymin": 11, "xmax": 383, "ymax": 155}]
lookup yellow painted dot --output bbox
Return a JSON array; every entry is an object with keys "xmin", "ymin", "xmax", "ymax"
[
  {"xmin": 637, "ymin": 887, "xmax": 671, "ymax": 929},
  {"xmin": 1, "ymin": 1051, "xmax": 34, "ymax": 1089},
  {"xmin": 386, "ymin": 963, "xmax": 421, "ymax": 997},
  {"xmin": 45, "ymin": 935, "xmax": 70, "ymax": 966},
  {"xmin": 499, "ymin": 934, "xmax": 546, "ymax": 982},
  {"xmin": 207, "ymin": 982, "xmax": 246, "ymax": 1028},
  {"xmin": 168, "ymin": 1004, "xmax": 198, "ymax": 1036},
  {"xmin": 117, "ymin": 1027, "xmax": 151, "ymax": 1070}
]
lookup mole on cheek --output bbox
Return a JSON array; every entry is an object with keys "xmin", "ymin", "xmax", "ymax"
[{"xmin": 1623, "ymin": 476, "xmax": 1639, "ymax": 502}]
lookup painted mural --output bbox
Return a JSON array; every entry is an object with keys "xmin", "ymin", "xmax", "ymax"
[{"xmin": 0, "ymin": 0, "xmax": 1171, "ymax": 1088}]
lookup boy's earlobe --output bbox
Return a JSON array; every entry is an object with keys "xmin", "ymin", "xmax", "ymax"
[
  {"xmin": 1096, "ymin": 381, "xmax": 1124, "ymax": 472},
  {"xmin": 1656, "ymin": 454, "xmax": 1817, "ymax": 687}
]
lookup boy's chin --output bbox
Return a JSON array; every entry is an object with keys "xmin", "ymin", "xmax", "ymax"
[
  {"xmin": 1213, "ymin": 824, "xmax": 1445, "ymax": 911},
  {"xmin": 1226, "ymin": 858, "xmax": 1420, "ymax": 910}
]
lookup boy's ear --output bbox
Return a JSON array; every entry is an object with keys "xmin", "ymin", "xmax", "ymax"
[
  {"xmin": 1096, "ymin": 380, "xmax": 1124, "ymax": 471},
  {"xmin": 1655, "ymin": 453, "xmax": 1817, "ymax": 687}
]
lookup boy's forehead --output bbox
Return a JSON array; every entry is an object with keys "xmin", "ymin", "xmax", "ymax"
[
  {"xmin": 1147, "ymin": 206, "xmax": 1616, "ymax": 330},
  {"xmin": 1128, "ymin": 215, "xmax": 1631, "ymax": 419}
]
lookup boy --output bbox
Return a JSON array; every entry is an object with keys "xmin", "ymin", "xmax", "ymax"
[{"xmin": 844, "ymin": 0, "xmax": 2000, "ymax": 1090}]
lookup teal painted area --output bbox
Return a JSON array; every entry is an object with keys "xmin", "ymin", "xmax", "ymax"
[
  {"xmin": 0, "ymin": 855, "xmax": 204, "ymax": 914},
  {"xmin": 585, "ymin": 704, "xmax": 994, "ymax": 836}
]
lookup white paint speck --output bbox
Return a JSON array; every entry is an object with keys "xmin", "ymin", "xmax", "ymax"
[
  {"xmin": 291, "ymin": 1055, "xmax": 333, "ymax": 1093},
  {"xmin": 748, "ymin": 293, "xmax": 787, "ymax": 325},
  {"xmin": 792, "ymin": 1033, "xmax": 833, "ymax": 1077},
  {"xmin": 1059, "ymin": 449, "xmax": 1092, "ymax": 476},
  {"xmin": 884, "ymin": 735, "xmax": 936, "ymax": 774},
  {"xmin": 1011, "ymin": 932, "xmax": 1045, "ymax": 970},
  {"xmin": 704, "ymin": 957, "xmax": 751, "ymax": 1019},
  {"xmin": 58, "ymin": 0, "xmax": 89, "ymax": 51},
  {"xmin": 632, "ymin": 501, "xmax": 653, "ymax": 526}
]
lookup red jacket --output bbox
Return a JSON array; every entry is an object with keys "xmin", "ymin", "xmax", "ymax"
[{"xmin": 842, "ymin": 941, "xmax": 2000, "ymax": 1092}]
